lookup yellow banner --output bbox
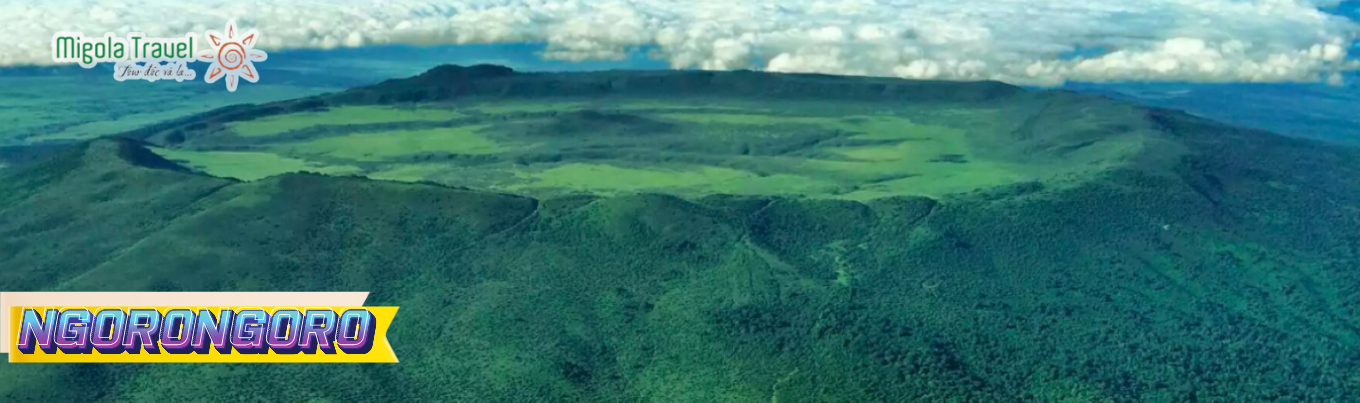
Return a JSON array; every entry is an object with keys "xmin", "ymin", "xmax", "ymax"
[{"xmin": 8, "ymin": 306, "xmax": 398, "ymax": 363}]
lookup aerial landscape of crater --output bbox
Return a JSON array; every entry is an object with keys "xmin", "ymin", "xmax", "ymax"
[
  {"xmin": 2, "ymin": 64, "xmax": 1356, "ymax": 401},
  {"xmin": 1, "ymin": 1, "xmax": 1358, "ymax": 402}
]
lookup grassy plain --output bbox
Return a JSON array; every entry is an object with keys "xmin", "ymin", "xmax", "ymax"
[
  {"xmin": 126, "ymin": 96, "xmax": 1136, "ymax": 200},
  {"xmin": 275, "ymin": 126, "xmax": 505, "ymax": 161},
  {"xmin": 467, "ymin": 100, "xmax": 585, "ymax": 114},
  {"xmin": 228, "ymin": 106, "xmax": 465, "ymax": 137},
  {"xmin": 367, "ymin": 163, "xmax": 461, "ymax": 182},
  {"xmin": 503, "ymin": 163, "xmax": 754, "ymax": 194}
]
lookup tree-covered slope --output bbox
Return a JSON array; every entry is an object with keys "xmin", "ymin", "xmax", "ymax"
[{"xmin": 1, "ymin": 97, "xmax": 1356, "ymax": 403}]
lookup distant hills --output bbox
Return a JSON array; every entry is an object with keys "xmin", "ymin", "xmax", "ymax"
[
  {"xmin": 1, "ymin": 66, "xmax": 1357, "ymax": 401},
  {"xmin": 120, "ymin": 64, "xmax": 1025, "ymax": 147}
]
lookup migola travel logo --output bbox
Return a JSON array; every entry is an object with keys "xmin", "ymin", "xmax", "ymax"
[
  {"xmin": 50, "ymin": 21, "xmax": 268, "ymax": 92},
  {"xmin": 199, "ymin": 21, "xmax": 269, "ymax": 92}
]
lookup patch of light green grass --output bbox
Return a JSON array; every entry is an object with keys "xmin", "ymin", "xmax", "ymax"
[
  {"xmin": 503, "ymin": 163, "xmax": 848, "ymax": 198},
  {"xmin": 472, "ymin": 101, "xmax": 585, "ymax": 114},
  {"xmin": 704, "ymin": 174, "xmax": 842, "ymax": 196},
  {"xmin": 367, "ymin": 164, "xmax": 458, "ymax": 183},
  {"xmin": 152, "ymin": 148, "xmax": 363, "ymax": 181},
  {"xmin": 503, "ymin": 163, "xmax": 757, "ymax": 194},
  {"xmin": 612, "ymin": 100, "xmax": 765, "ymax": 112},
  {"xmin": 229, "ymin": 106, "xmax": 464, "ymax": 137},
  {"xmin": 658, "ymin": 113, "xmax": 837, "ymax": 126},
  {"xmin": 278, "ymin": 126, "xmax": 505, "ymax": 161},
  {"xmin": 832, "ymin": 147, "xmax": 906, "ymax": 162}
]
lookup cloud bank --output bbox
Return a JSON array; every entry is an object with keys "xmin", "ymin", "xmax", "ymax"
[{"xmin": 2, "ymin": 0, "xmax": 1357, "ymax": 85}]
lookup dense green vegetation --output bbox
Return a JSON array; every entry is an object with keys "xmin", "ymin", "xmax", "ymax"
[{"xmin": 0, "ymin": 67, "xmax": 1356, "ymax": 402}]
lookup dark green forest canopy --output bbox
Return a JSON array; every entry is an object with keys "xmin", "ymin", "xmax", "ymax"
[{"xmin": 0, "ymin": 66, "xmax": 1357, "ymax": 402}]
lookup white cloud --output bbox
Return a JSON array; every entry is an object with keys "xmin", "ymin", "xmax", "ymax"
[{"xmin": 1, "ymin": 0, "xmax": 1357, "ymax": 85}]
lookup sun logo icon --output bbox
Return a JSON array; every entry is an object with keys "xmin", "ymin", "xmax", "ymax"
[{"xmin": 197, "ymin": 20, "xmax": 267, "ymax": 92}]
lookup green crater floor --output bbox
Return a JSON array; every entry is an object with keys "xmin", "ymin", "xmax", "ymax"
[{"xmin": 151, "ymin": 96, "xmax": 1150, "ymax": 199}]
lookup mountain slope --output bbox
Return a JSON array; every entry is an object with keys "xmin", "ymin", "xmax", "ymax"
[{"xmin": 1, "ymin": 103, "xmax": 1356, "ymax": 402}]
